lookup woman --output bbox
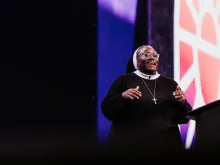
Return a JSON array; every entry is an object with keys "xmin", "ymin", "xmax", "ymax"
[{"xmin": 100, "ymin": 45, "xmax": 192, "ymax": 156}]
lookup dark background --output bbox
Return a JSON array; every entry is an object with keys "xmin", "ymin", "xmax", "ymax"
[
  {"xmin": 0, "ymin": 0, "xmax": 97, "ymax": 158},
  {"xmin": 0, "ymin": 0, "xmax": 175, "ymax": 159}
]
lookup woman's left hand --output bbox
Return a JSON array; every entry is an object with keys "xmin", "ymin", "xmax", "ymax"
[{"xmin": 173, "ymin": 85, "xmax": 186, "ymax": 104}]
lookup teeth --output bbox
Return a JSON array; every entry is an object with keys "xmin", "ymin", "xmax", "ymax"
[{"xmin": 148, "ymin": 62, "xmax": 155, "ymax": 65}]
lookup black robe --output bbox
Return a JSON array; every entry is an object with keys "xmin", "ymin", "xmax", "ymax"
[{"xmin": 101, "ymin": 73, "xmax": 192, "ymax": 156}]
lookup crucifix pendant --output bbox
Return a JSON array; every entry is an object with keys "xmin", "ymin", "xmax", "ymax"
[{"xmin": 152, "ymin": 98, "xmax": 157, "ymax": 104}]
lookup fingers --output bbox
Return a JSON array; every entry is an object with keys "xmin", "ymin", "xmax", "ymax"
[
  {"xmin": 173, "ymin": 91, "xmax": 185, "ymax": 103},
  {"xmin": 174, "ymin": 94, "xmax": 184, "ymax": 99},
  {"xmin": 127, "ymin": 95, "xmax": 134, "ymax": 99},
  {"xmin": 174, "ymin": 95, "xmax": 181, "ymax": 99},
  {"xmin": 125, "ymin": 93, "xmax": 137, "ymax": 100},
  {"xmin": 174, "ymin": 94, "xmax": 185, "ymax": 102},
  {"xmin": 173, "ymin": 91, "xmax": 184, "ymax": 98},
  {"xmin": 122, "ymin": 86, "xmax": 142, "ymax": 100},
  {"xmin": 132, "ymin": 88, "xmax": 142, "ymax": 95},
  {"xmin": 173, "ymin": 85, "xmax": 186, "ymax": 103},
  {"xmin": 129, "ymin": 90, "xmax": 142, "ymax": 99}
]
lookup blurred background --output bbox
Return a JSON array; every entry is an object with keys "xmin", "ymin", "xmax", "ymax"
[{"xmin": 0, "ymin": 0, "xmax": 219, "ymax": 160}]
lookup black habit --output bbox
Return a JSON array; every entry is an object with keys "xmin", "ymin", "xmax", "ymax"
[{"xmin": 101, "ymin": 73, "xmax": 192, "ymax": 155}]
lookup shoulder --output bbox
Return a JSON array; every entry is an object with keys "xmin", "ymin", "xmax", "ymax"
[
  {"xmin": 159, "ymin": 75, "xmax": 178, "ymax": 85},
  {"xmin": 115, "ymin": 73, "xmax": 137, "ymax": 80},
  {"xmin": 111, "ymin": 73, "xmax": 137, "ymax": 85}
]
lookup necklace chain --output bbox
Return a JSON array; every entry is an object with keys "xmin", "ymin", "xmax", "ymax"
[{"xmin": 141, "ymin": 78, "xmax": 157, "ymax": 104}]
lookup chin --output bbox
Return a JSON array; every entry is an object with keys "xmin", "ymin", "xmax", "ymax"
[
  {"xmin": 147, "ymin": 67, "xmax": 156, "ymax": 72},
  {"xmin": 145, "ymin": 69, "xmax": 156, "ymax": 74}
]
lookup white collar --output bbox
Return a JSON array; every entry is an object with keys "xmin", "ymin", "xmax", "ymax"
[{"xmin": 133, "ymin": 70, "xmax": 160, "ymax": 80}]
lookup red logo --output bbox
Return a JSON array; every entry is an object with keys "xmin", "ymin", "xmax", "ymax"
[{"xmin": 174, "ymin": 0, "xmax": 220, "ymax": 148}]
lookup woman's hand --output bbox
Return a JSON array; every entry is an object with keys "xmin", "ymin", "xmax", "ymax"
[
  {"xmin": 173, "ymin": 85, "xmax": 186, "ymax": 104},
  {"xmin": 122, "ymin": 86, "xmax": 142, "ymax": 99}
]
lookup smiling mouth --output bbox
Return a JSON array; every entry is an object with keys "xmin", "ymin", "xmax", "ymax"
[{"xmin": 147, "ymin": 61, "xmax": 156, "ymax": 67}]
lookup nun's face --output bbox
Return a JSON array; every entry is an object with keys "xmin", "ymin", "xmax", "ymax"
[{"xmin": 136, "ymin": 46, "xmax": 159, "ymax": 74}]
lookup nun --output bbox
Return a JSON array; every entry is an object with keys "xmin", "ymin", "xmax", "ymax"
[{"xmin": 100, "ymin": 45, "xmax": 192, "ymax": 157}]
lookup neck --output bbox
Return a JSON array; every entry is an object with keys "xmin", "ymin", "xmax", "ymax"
[
  {"xmin": 138, "ymin": 68, "xmax": 156, "ymax": 75},
  {"xmin": 142, "ymin": 70, "xmax": 156, "ymax": 75}
]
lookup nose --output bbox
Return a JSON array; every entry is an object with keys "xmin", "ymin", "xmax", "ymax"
[{"xmin": 146, "ymin": 56, "xmax": 155, "ymax": 60}]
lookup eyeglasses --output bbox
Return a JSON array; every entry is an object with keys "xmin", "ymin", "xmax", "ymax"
[{"xmin": 139, "ymin": 52, "xmax": 160, "ymax": 59}]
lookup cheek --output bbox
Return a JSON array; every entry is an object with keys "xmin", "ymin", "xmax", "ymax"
[
  {"xmin": 138, "ymin": 56, "xmax": 145, "ymax": 61},
  {"xmin": 137, "ymin": 58, "xmax": 146, "ymax": 64},
  {"xmin": 154, "ymin": 61, "xmax": 159, "ymax": 68}
]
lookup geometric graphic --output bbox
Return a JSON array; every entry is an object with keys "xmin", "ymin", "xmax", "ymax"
[{"xmin": 174, "ymin": 0, "xmax": 220, "ymax": 149}]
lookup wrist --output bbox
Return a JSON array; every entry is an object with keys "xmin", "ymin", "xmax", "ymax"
[{"xmin": 181, "ymin": 99, "xmax": 186, "ymax": 105}]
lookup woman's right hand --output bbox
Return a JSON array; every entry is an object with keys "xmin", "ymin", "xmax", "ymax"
[{"xmin": 122, "ymin": 86, "xmax": 142, "ymax": 99}]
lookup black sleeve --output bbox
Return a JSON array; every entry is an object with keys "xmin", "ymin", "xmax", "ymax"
[
  {"xmin": 173, "ymin": 82, "xmax": 193, "ymax": 124},
  {"xmin": 176, "ymin": 100, "xmax": 192, "ymax": 124},
  {"xmin": 101, "ymin": 75, "xmax": 129, "ymax": 121}
]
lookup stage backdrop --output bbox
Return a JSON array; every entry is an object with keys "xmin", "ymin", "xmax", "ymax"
[
  {"xmin": 174, "ymin": 0, "xmax": 220, "ymax": 149},
  {"xmin": 97, "ymin": 0, "xmax": 138, "ymax": 141}
]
